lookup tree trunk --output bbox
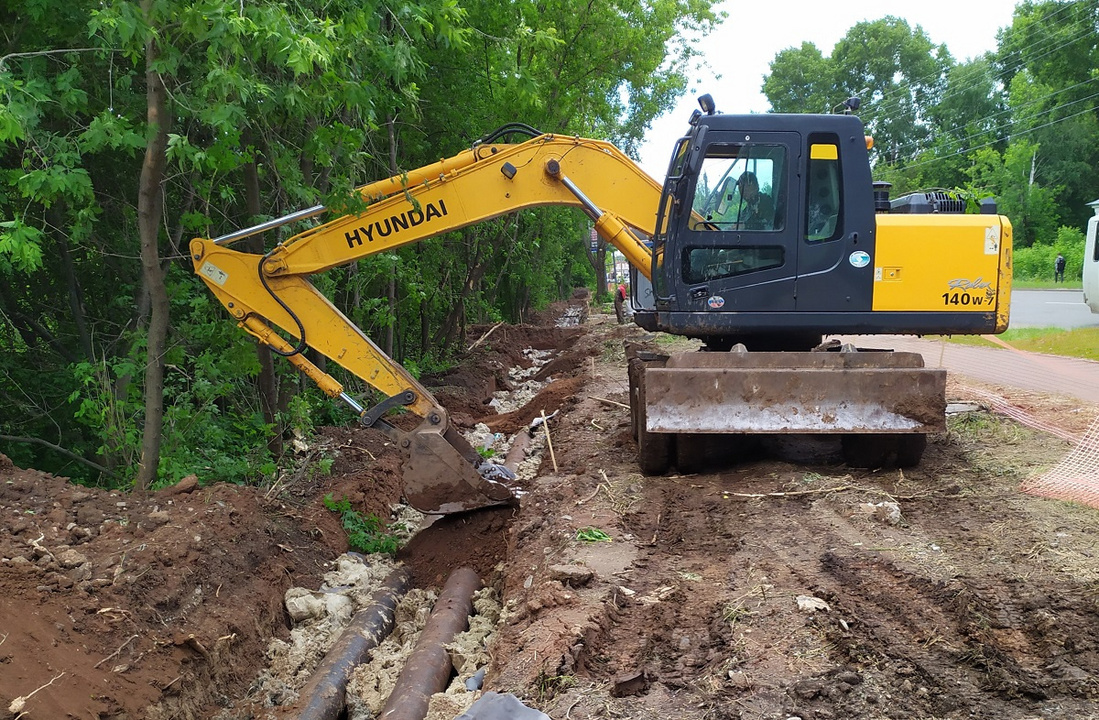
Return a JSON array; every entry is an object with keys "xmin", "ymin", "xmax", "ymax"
[
  {"xmin": 51, "ymin": 204, "xmax": 93, "ymax": 361},
  {"xmin": 385, "ymin": 115, "xmax": 399, "ymax": 358},
  {"xmin": 133, "ymin": 3, "xmax": 171, "ymax": 492},
  {"xmin": 486, "ymin": 217, "xmax": 519, "ymax": 312},
  {"xmin": 434, "ymin": 230, "xmax": 493, "ymax": 350},
  {"xmin": 242, "ymin": 133, "xmax": 283, "ymax": 456},
  {"xmin": 417, "ymin": 245, "xmax": 431, "ymax": 357},
  {"xmin": 583, "ymin": 226, "xmax": 610, "ymax": 301}
]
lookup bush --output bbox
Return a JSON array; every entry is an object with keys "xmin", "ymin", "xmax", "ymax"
[
  {"xmin": 1013, "ymin": 226, "xmax": 1084, "ymax": 280},
  {"xmin": 323, "ymin": 494, "xmax": 401, "ymax": 555}
]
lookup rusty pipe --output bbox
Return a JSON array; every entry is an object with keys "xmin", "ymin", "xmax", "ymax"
[
  {"xmin": 288, "ymin": 567, "xmax": 411, "ymax": 720},
  {"xmin": 503, "ymin": 429, "xmax": 532, "ymax": 474},
  {"xmin": 379, "ymin": 567, "xmax": 482, "ymax": 720}
]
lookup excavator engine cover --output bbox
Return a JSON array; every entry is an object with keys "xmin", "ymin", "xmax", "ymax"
[{"xmin": 642, "ymin": 350, "xmax": 945, "ymax": 434}]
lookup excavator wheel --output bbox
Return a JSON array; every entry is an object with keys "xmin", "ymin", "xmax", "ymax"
[
  {"xmin": 841, "ymin": 434, "xmax": 893, "ymax": 469},
  {"xmin": 638, "ymin": 426, "xmax": 673, "ymax": 476},
  {"xmin": 896, "ymin": 434, "xmax": 928, "ymax": 467},
  {"xmin": 627, "ymin": 356, "xmax": 642, "ymax": 442},
  {"xmin": 842, "ymin": 433, "xmax": 928, "ymax": 469},
  {"xmin": 629, "ymin": 354, "xmax": 672, "ymax": 475},
  {"xmin": 674, "ymin": 433, "xmax": 706, "ymax": 474}
]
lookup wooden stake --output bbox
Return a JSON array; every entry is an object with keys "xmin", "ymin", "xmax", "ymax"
[
  {"xmin": 467, "ymin": 321, "xmax": 504, "ymax": 351},
  {"xmin": 541, "ymin": 410, "xmax": 558, "ymax": 472},
  {"xmin": 591, "ymin": 395, "xmax": 630, "ymax": 409}
]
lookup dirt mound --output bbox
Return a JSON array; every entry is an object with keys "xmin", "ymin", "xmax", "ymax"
[
  {"xmin": 0, "ymin": 459, "xmax": 337, "ymax": 718},
  {"xmin": 0, "ymin": 421, "xmax": 420, "ymax": 719},
  {"xmin": 0, "ymin": 298, "xmax": 596, "ymax": 719},
  {"xmin": 4, "ymin": 299, "xmax": 1099, "ymax": 720}
]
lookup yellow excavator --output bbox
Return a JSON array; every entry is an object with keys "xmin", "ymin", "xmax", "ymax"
[{"xmin": 191, "ymin": 96, "xmax": 1012, "ymax": 514}]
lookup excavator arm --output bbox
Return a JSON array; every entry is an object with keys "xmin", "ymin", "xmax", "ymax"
[{"xmin": 190, "ymin": 132, "xmax": 662, "ymax": 513}]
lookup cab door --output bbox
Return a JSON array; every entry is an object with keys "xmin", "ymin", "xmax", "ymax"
[
  {"xmin": 794, "ymin": 132, "xmax": 876, "ymax": 312},
  {"xmin": 668, "ymin": 131, "xmax": 802, "ymax": 313}
]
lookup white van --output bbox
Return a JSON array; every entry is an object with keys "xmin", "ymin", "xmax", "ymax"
[{"xmin": 1086, "ymin": 202, "xmax": 1099, "ymax": 313}]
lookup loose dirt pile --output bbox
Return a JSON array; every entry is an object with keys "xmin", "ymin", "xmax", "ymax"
[{"xmin": 2, "ymin": 297, "xmax": 1098, "ymax": 720}]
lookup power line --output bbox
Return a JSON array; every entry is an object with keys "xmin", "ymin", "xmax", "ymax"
[
  {"xmin": 867, "ymin": 4, "xmax": 1098, "ymax": 163},
  {"xmin": 870, "ymin": 0, "xmax": 1087, "ymax": 121},
  {"xmin": 903, "ymin": 98, "xmax": 1099, "ymax": 171},
  {"xmin": 886, "ymin": 75, "xmax": 1099, "ymax": 158},
  {"xmin": 866, "ymin": 2, "xmax": 1094, "ymax": 138}
]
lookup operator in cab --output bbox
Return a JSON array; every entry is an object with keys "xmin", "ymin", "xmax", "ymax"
[{"xmin": 735, "ymin": 171, "xmax": 774, "ymax": 230}]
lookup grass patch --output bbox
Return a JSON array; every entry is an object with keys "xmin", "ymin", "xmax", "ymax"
[
  {"xmin": 323, "ymin": 494, "xmax": 401, "ymax": 555},
  {"xmin": 1012, "ymin": 279, "xmax": 1082, "ymax": 290},
  {"xmin": 576, "ymin": 526, "xmax": 613, "ymax": 543},
  {"xmin": 927, "ymin": 327, "xmax": 1099, "ymax": 361}
]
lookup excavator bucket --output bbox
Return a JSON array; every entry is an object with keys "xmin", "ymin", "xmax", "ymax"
[
  {"xmin": 642, "ymin": 350, "xmax": 946, "ymax": 435},
  {"xmin": 401, "ymin": 419, "xmax": 516, "ymax": 514}
]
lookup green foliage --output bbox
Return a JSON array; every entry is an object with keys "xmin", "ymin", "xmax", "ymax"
[
  {"xmin": 18, "ymin": 0, "xmax": 992, "ymax": 497},
  {"xmin": 1013, "ymin": 226, "xmax": 1085, "ymax": 281},
  {"xmin": 576, "ymin": 526, "xmax": 613, "ymax": 543},
  {"xmin": 323, "ymin": 494, "xmax": 401, "ymax": 555},
  {"xmin": 0, "ymin": 220, "xmax": 45, "ymax": 271},
  {"xmin": 761, "ymin": 0, "xmax": 1099, "ymax": 248}
]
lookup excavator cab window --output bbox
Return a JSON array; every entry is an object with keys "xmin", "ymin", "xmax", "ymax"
[
  {"xmin": 805, "ymin": 135, "xmax": 843, "ymax": 242},
  {"xmin": 682, "ymin": 245, "xmax": 785, "ymax": 283},
  {"xmin": 689, "ymin": 143, "xmax": 786, "ymax": 232}
]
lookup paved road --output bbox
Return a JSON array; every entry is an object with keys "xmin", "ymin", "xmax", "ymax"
[
  {"xmin": 836, "ymin": 334, "xmax": 1099, "ymax": 406},
  {"xmin": 1009, "ymin": 289, "xmax": 1099, "ymax": 329}
]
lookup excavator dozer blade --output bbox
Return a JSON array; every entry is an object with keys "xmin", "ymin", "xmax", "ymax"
[
  {"xmin": 401, "ymin": 419, "xmax": 516, "ymax": 514},
  {"xmin": 643, "ymin": 351, "xmax": 946, "ymax": 434}
]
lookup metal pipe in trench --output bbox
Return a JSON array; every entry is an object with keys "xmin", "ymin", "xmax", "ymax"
[
  {"xmin": 289, "ymin": 567, "xmax": 411, "ymax": 720},
  {"xmin": 503, "ymin": 429, "xmax": 532, "ymax": 473},
  {"xmin": 378, "ymin": 566, "xmax": 482, "ymax": 720}
]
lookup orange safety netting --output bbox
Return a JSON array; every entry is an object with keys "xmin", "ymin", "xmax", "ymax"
[{"xmin": 961, "ymin": 385, "xmax": 1099, "ymax": 509}]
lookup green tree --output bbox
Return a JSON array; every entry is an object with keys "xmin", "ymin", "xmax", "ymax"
[
  {"xmin": 832, "ymin": 17, "xmax": 950, "ymax": 164},
  {"xmin": 1, "ymin": 0, "xmax": 724, "ymax": 490},
  {"xmin": 0, "ymin": 0, "xmax": 466, "ymax": 485},
  {"xmin": 967, "ymin": 140, "xmax": 1061, "ymax": 248},
  {"xmin": 996, "ymin": 1, "xmax": 1099, "ymax": 232},
  {"xmin": 763, "ymin": 42, "xmax": 836, "ymax": 114}
]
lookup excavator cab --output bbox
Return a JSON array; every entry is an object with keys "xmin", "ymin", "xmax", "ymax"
[
  {"xmin": 641, "ymin": 109, "xmax": 1008, "ymax": 346},
  {"xmin": 627, "ymin": 103, "xmax": 1011, "ymax": 474},
  {"xmin": 644, "ymin": 113, "xmax": 878, "ymax": 350}
]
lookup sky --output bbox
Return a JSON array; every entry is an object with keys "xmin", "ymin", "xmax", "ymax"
[{"xmin": 636, "ymin": 0, "xmax": 1021, "ymax": 179}]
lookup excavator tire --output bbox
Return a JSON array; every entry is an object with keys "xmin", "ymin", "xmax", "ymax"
[
  {"xmin": 627, "ymin": 356, "xmax": 642, "ymax": 442},
  {"xmin": 896, "ymin": 434, "xmax": 928, "ymax": 467},
  {"xmin": 675, "ymin": 433, "xmax": 708, "ymax": 475},
  {"xmin": 841, "ymin": 434, "xmax": 893, "ymax": 469},
  {"xmin": 638, "ymin": 426, "xmax": 673, "ymax": 476},
  {"xmin": 842, "ymin": 433, "xmax": 928, "ymax": 469},
  {"xmin": 628, "ymin": 352, "xmax": 672, "ymax": 476}
]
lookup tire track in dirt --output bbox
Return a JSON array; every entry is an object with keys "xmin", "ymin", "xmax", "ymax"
[{"xmin": 497, "ymin": 320, "xmax": 1099, "ymax": 719}]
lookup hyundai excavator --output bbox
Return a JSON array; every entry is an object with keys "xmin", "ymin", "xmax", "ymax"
[{"xmin": 190, "ymin": 95, "xmax": 1012, "ymax": 514}]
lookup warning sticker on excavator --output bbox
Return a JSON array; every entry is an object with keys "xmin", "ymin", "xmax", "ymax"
[
  {"xmin": 199, "ymin": 261, "xmax": 228, "ymax": 286},
  {"xmin": 984, "ymin": 226, "xmax": 1001, "ymax": 255}
]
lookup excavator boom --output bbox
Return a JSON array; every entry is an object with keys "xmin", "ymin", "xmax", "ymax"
[{"xmin": 190, "ymin": 133, "xmax": 662, "ymax": 513}]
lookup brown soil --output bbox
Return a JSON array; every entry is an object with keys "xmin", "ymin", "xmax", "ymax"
[{"xmin": 2, "ymin": 297, "xmax": 1098, "ymax": 720}]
